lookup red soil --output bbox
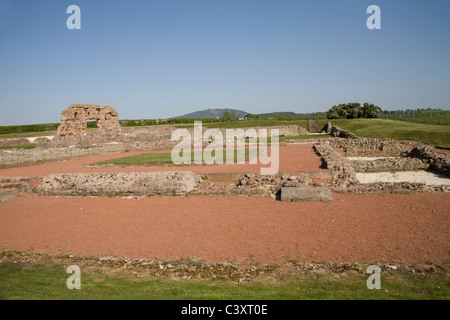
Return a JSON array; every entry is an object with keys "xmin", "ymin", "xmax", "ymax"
[{"xmin": 0, "ymin": 192, "xmax": 448, "ymax": 264}]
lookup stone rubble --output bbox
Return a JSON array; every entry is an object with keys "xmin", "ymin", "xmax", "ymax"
[{"xmin": 0, "ymin": 251, "xmax": 446, "ymax": 282}]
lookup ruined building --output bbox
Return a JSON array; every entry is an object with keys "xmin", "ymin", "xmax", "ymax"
[{"xmin": 57, "ymin": 104, "xmax": 121, "ymax": 135}]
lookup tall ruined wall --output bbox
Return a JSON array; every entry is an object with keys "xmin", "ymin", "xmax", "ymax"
[{"xmin": 57, "ymin": 104, "xmax": 121, "ymax": 135}]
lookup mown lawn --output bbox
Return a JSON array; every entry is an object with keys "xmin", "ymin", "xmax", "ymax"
[
  {"xmin": 330, "ymin": 119, "xmax": 450, "ymax": 147},
  {"xmin": 0, "ymin": 263, "xmax": 448, "ymax": 300},
  {"xmin": 95, "ymin": 149, "xmax": 253, "ymax": 166}
]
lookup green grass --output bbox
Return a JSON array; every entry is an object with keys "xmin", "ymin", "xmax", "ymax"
[
  {"xmin": 330, "ymin": 119, "xmax": 450, "ymax": 147},
  {"xmin": 0, "ymin": 263, "xmax": 448, "ymax": 300},
  {"xmin": 204, "ymin": 119, "xmax": 312, "ymax": 130},
  {"xmin": 278, "ymin": 134, "xmax": 332, "ymax": 141},
  {"xmin": 381, "ymin": 110, "xmax": 450, "ymax": 125},
  {"xmin": 95, "ymin": 149, "xmax": 253, "ymax": 166},
  {"xmin": 0, "ymin": 144, "xmax": 37, "ymax": 150},
  {"xmin": 0, "ymin": 131, "xmax": 56, "ymax": 139}
]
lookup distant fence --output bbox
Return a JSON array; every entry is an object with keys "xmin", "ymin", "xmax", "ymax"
[{"xmin": 378, "ymin": 111, "xmax": 450, "ymax": 125}]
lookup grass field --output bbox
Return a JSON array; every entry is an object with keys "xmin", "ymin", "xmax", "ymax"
[
  {"xmin": 0, "ymin": 131, "xmax": 56, "ymax": 139},
  {"xmin": 330, "ymin": 119, "xmax": 450, "ymax": 147},
  {"xmin": 0, "ymin": 144, "xmax": 37, "ymax": 150},
  {"xmin": 202, "ymin": 118, "xmax": 450, "ymax": 146},
  {"xmin": 0, "ymin": 263, "xmax": 448, "ymax": 300},
  {"xmin": 96, "ymin": 149, "xmax": 253, "ymax": 166}
]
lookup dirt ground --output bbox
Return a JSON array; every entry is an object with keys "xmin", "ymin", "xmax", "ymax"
[
  {"xmin": 0, "ymin": 144, "xmax": 448, "ymax": 265},
  {"xmin": 0, "ymin": 192, "xmax": 448, "ymax": 265}
]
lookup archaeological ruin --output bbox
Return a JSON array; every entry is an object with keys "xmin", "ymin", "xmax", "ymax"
[{"xmin": 57, "ymin": 104, "xmax": 122, "ymax": 135}]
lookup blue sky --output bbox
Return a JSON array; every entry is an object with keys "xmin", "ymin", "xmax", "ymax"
[{"xmin": 0, "ymin": 0, "xmax": 449, "ymax": 125}]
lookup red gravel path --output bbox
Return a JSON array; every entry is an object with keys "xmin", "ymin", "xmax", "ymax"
[{"xmin": 0, "ymin": 192, "xmax": 448, "ymax": 264}]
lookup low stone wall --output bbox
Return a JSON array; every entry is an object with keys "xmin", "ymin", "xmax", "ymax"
[
  {"xmin": 43, "ymin": 125, "xmax": 309, "ymax": 150},
  {"xmin": 37, "ymin": 171, "xmax": 197, "ymax": 197},
  {"xmin": 189, "ymin": 125, "xmax": 309, "ymax": 138},
  {"xmin": 340, "ymin": 182, "xmax": 450, "ymax": 194},
  {"xmin": 351, "ymin": 157, "xmax": 429, "ymax": 173},
  {"xmin": 0, "ymin": 144, "xmax": 125, "ymax": 169},
  {"xmin": 409, "ymin": 145, "xmax": 450, "ymax": 177},
  {"xmin": 0, "ymin": 177, "xmax": 33, "ymax": 192},
  {"xmin": 313, "ymin": 142, "xmax": 357, "ymax": 187},
  {"xmin": 331, "ymin": 126, "xmax": 357, "ymax": 139},
  {"xmin": 280, "ymin": 187, "xmax": 332, "ymax": 202},
  {"xmin": 0, "ymin": 138, "xmax": 32, "ymax": 147},
  {"xmin": 42, "ymin": 126, "xmax": 176, "ymax": 149},
  {"xmin": 312, "ymin": 139, "xmax": 449, "ymax": 193},
  {"xmin": 328, "ymin": 138, "xmax": 407, "ymax": 156}
]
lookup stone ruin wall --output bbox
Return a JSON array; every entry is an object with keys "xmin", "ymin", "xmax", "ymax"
[
  {"xmin": 327, "ymin": 137, "xmax": 408, "ymax": 156},
  {"xmin": 37, "ymin": 172, "xmax": 197, "ymax": 197},
  {"xmin": 331, "ymin": 125, "xmax": 358, "ymax": 139},
  {"xmin": 314, "ymin": 138, "xmax": 450, "ymax": 193},
  {"xmin": 57, "ymin": 104, "xmax": 121, "ymax": 135}
]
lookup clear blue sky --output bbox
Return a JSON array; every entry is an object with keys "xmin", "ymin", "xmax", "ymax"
[{"xmin": 0, "ymin": 0, "xmax": 449, "ymax": 125}]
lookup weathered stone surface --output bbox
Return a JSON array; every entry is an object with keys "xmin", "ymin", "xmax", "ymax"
[
  {"xmin": 0, "ymin": 138, "xmax": 31, "ymax": 148},
  {"xmin": 309, "ymin": 120, "xmax": 319, "ymax": 133},
  {"xmin": 409, "ymin": 145, "xmax": 450, "ymax": 177},
  {"xmin": 328, "ymin": 138, "xmax": 407, "ymax": 156},
  {"xmin": 331, "ymin": 125, "xmax": 357, "ymax": 139},
  {"xmin": 0, "ymin": 144, "xmax": 125, "ymax": 169},
  {"xmin": 37, "ymin": 172, "xmax": 197, "ymax": 197},
  {"xmin": 314, "ymin": 143, "xmax": 357, "ymax": 187},
  {"xmin": 280, "ymin": 187, "xmax": 332, "ymax": 202},
  {"xmin": 57, "ymin": 104, "xmax": 121, "ymax": 135},
  {"xmin": 0, "ymin": 177, "xmax": 32, "ymax": 192},
  {"xmin": 0, "ymin": 193, "xmax": 19, "ymax": 202},
  {"xmin": 351, "ymin": 157, "xmax": 429, "ymax": 172}
]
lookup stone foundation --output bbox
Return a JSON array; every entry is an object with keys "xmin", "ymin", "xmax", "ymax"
[
  {"xmin": 0, "ymin": 144, "xmax": 125, "ymax": 169},
  {"xmin": 409, "ymin": 144, "xmax": 450, "ymax": 177},
  {"xmin": 350, "ymin": 157, "xmax": 429, "ymax": 173},
  {"xmin": 37, "ymin": 172, "xmax": 197, "ymax": 197},
  {"xmin": 328, "ymin": 138, "xmax": 408, "ymax": 156}
]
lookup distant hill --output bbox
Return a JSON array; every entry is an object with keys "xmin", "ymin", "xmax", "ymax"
[{"xmin": 175, "ymin": 108, "xmax": 248, "ymax": 119}]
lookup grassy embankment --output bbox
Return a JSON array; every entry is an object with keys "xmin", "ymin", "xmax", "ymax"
[
  {"xmin": 0, "ymin": 262, "xmax": 448, "ymax": 300},
  {"xmin": 203, "ymin": 118, "xmax": 450, "ymax": 147}
]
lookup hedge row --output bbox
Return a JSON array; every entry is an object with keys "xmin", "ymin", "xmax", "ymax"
[{"xmin": 0, "ymin": 123, "xmax": 60, "ymax": 135}]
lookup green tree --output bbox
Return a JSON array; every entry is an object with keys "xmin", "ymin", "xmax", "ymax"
[
  {"xmin": 362, "ymin": 103, "xmax": 382, "ymax": 118},
  {"xmin": 223, "ymin": 111, "xmax": 237, "ymax": 119},
  {"xmin": 326, "ymin": 102, "xmax": 382, "ymax": 119}
]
